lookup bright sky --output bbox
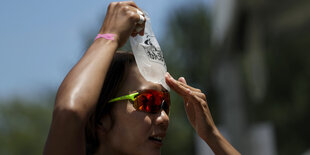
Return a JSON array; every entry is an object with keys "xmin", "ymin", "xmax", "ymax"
[{"xmin": 0, "ymin": 0, "xmax": 213, "ymax": 99}]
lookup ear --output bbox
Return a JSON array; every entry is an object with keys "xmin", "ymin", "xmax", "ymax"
[{"xmin": 96, "ymin": 114, "xmax": 112, "ymax": 136}]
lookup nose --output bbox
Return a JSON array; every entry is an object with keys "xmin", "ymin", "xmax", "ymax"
[{"xmin": 154, "ymin": 109, "xmax": 169, "ymax": 130}]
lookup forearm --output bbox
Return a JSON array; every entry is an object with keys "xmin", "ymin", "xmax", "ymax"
[
  {"xmin": 203, "ymin": 128, "xmax": 241, "ymax": 155},
  {"xmin": 44, "ymin": 39, "xmax": 118, "ymax": 155},
  {"xmin": 55, "ymin": 38, "xmax": 118, "ymax": 120}
]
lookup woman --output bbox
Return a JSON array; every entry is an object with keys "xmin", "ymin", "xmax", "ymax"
[{"xmin": 44, "ymin": 1, "xmax": 240, "ymax": 155}]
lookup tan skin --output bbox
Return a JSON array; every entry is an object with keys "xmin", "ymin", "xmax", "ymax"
[
  {"xmin": 96, "ymin": 64, "xmax": 169, "ymax": 155},
  {"xmin": 44, "ymin": 1, "xmax": 240, "ymax": 155},
  {"xmin": 165, "ymin": 73, "xmax": 240, "ymax": 155}
]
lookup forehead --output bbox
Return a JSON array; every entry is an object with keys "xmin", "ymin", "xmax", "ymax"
[{"xmin": 117, "ymin": 64, "xmax": 164, "ymax": 95}]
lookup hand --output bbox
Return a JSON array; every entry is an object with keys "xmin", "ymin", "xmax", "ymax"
[
  {"xmin": 99, "ymin": 1, "xmax": 146, "ymax": 47},
  {"xmin": 165, "ymin": 72, "xmax": 241, "ymax": 155},
  {"xmin": 165, "ymin": 72, "xmax": 216, "ymax": 140}
]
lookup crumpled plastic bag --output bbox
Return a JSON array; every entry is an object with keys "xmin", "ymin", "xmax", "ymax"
[{"xmin": 130, "ymin": 11, "xmax": 170, "ymax": 91}]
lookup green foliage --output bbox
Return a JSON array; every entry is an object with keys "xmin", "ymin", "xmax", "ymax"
[
  {"xmin": 0, "ymin": 99, "xmax": 53, "ymax": 155},
  {"xmin": 250, "ymin": 28, "xmax": 310, "ymax": 155},
  {"xmin": 161, "ymin": 2, "xmax": 310, "ymax": 155},
  {"xmin": 161, "ymin": 5, "xmax": 213, "ymax": 155}
]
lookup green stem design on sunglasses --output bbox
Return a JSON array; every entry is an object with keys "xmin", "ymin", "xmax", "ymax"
[{"xmin": 108, "ymin": 92, "xmax": 139, "ymax": 103}]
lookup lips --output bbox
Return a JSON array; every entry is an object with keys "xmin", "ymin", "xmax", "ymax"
[
  {"xmin": 149, "ymin": 134, "xmax": 166, "ymax": 146},
  {"xmin": 149, "ymin": 136, "xmax": 163, "ymax": 142}
]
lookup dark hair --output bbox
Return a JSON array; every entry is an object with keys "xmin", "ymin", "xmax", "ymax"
[{"xmin": 85, "ymin": 51, "xmax": 135, "ymax": 155}]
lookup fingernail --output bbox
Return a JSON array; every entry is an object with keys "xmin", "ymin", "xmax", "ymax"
[
  {"xmin": 180, "ymin": 76, "xmax": 187, "ymax": 84},
  {"xmin": 167, "ymin": 72, "xmax": 174, "ymax": 80},
  {"xmin": 166, "ymin": 72, "xmax": 171, "ymax": 77},
  {"xmin": 165, "ymin": 72, "xmax": 169, "ymax": 77}
]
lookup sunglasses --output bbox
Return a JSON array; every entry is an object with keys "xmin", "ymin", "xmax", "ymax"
[{"xmin": 109, "ymin": 89, "xmax": 170, "ymax": 114}]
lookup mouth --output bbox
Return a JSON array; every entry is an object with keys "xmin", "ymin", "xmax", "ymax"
[
  {"xmin": 148, "ymin": 135, "xmax": 165, "ymax": 146},
  {"xmin": 149, "ymin": 136, "xmax": 163, "ymax": 142}
]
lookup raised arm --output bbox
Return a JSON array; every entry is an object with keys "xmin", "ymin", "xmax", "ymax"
[
  {"xmin": 43, "ymin": 2, "xmax": 145, "ymax": 155},
  {"xmin": 165, "ymin": 72, "xmax": 241, "ymax": 155}
]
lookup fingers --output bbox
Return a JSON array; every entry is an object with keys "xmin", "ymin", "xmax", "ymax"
[
  {"xmin": 123, "ymin": 6, "xmax": 144, "ymax": 23},
  {"xmin": 178, "ymin": 79, "xmax": 201, "ymax": 92},
  {"xmin": 165, "ymin": 73, "xmax": 206, "ymax": 101},
  {"xmin": 134, "ymin": 9, "xmax": 145, "ymax": 36},
  {"xmin": 167, "ymin": 78, "xmax": 190, "ymax": 97},
  {"xmin": 128, "ymin": 2, "xmax": 146, "ymax": 36},
  {"xmin": 190, "ymin": 91, "xmax": 207, "ymax": 101},
  {"xmin": 166, "ymin": 72, "xmax": 207, "ymax": 104},
  {"xmin": 127, "ymin": 6, "xmax": 145, "ymax": 36},
  {"xmin": 121, "ymin": 1, "xmax": 145, "ymax": 35},
  {"xmin": 166, "ymin": 73, "xmax": 201, "ymax": 93},
  {"xmin": 136, "ymin": 10, "xmax": 145, "ymax": 24},
  {"xmin": 108, "ymin": 1, "xmax": 146, "ymax": 30},
  {"xmin": 165, "ymin": 73, "xmax": 188, "ymax": 96},
  {"xmin": 178, "ymin": 77, "xmax": 187, "ymax": 84},
  {"xmin": 119, "ymin": 1, "xmax": 138, "ymax": 8}
]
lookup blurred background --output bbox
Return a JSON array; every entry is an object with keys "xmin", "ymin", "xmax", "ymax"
[{"xmin": 1, "ymin": 0, "xmax": 310, "ymax": 154}]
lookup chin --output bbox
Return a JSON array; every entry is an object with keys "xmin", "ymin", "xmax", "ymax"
[
  {"xmin": 134, "ymin": 146, "xmax": 161, "ymax": 155},
  {"xmin": 150, "ymin": 149, "xmax": 161, "ymax": 155},
  {"xmin": 141, "ymin": 149, "xmax": 161, "ymax": 155}
]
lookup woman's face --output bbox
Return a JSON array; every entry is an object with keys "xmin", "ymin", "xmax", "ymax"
[{"xmin": 97, "ymin": 64, "xmax": 170, "ymax": 155}]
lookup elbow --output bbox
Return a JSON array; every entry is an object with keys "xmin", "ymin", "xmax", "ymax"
[
  {"xmin": 53, "ymin": 82, "xmax": 94, "ymax": 123},
  {"xmin": 53, "ymin": 93, "xmax": 90, "ymax": 124}
]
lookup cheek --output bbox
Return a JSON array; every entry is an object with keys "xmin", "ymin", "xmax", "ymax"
[
  {"xmin": 108, "ymin": 102, "xmax": 152, "ymax": 153},
  {"xmin": 121, "ymin": 104, "xmax": 152, "ymax": 139}
]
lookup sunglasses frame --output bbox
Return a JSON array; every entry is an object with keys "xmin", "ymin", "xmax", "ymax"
[{"xmin": 108, "ymin": 89, "xmax": 170, "ymax": 114}]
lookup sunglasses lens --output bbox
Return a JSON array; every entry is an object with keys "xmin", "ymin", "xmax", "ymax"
[
  {"xmin": 135, "ymin": 90, "xmax": 170, "ymax": 114},
  {"xmin": 162, "ymin": 100, "xmax": 169, "ymax": 114}
]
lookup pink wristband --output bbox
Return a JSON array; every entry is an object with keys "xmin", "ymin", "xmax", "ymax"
[{"xmin": 94, "ymin": 33, "xmax": 115, "ymax": 41}]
